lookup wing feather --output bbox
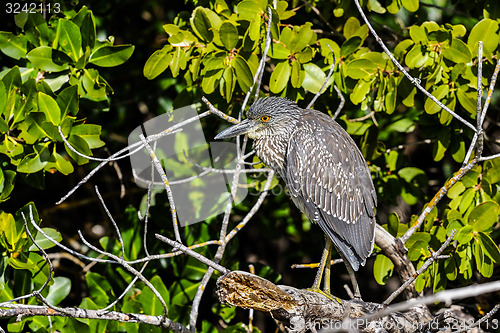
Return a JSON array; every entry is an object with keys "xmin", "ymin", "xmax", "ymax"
[{"xmin": 286, "ymin": 110, "xmax": 376, "ymax": 270}]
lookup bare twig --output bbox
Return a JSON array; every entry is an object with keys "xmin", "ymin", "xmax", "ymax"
[
  {"xmin": 356, "ymin": 280, "xmax": 500, "ymax": 325},
  {"xmin": 307, "ymin": 48, "xmax": 336, "ymax": 109},
  {"xmin": 348, "ymin": 111, "xmax": 375, "ymax": 122},
  {"xmin": 383, "ymin": 230, "xmax": 456, "ymax": 305},
  {"xmin": 139, "ymin": 134, "xmax": 182, "ymax": 243},
  {"xmin": 56, "ymin": 110, "xmax": 203, "ymax": 204},
  {"xmin": 291, "ymin": 259, "xmax": 343, "ymax": 269},
  {"xmin": 401, "ymin": 158, "xmax": 477, "ymax": 243},
  {"xmin": 224, "ymin": 169, "xmax": 274, "ymax": 243},
  {"xmin": 454, "ymin": 303, "xmax": 500, "ymax": 333},
  {"xmin": 0, "ymin": 305, "xmax": 188, "ymax": 332},
  {"xmin": 95, "ymin": 186, "xmax": 125, "ymax": 258},
  {"xmin": 332, "ymin": 85, "xmax": 345, "ymax": 120},
  {"xmin": 463, "ymin": 42, "xmax": 484, "ymax": 166},
  {"xmin": 77, "ymin": 230, "xmax": 169, "ymax": 320},
  {"xmin": 155, "ymin": 234, "xmax": 229, "ymax": 274}
]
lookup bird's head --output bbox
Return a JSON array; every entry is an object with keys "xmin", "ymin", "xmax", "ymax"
[{"xmin": 215, "ymin": 97, "xmax": 302, "ymax": 140}]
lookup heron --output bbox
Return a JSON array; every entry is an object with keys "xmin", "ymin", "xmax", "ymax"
[{"xmin": 215, "ymin": 97, "xmax": 377, "ymax": 298}]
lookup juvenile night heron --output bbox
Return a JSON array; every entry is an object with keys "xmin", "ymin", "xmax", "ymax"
[{"xmin": 215, "ymin": 97, "xmax": 377, "ymax": 298}]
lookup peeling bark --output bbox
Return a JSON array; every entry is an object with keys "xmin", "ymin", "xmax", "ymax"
[{"xmin": 216, "ymin": 271, "xmax": 433, "ymax": 333}]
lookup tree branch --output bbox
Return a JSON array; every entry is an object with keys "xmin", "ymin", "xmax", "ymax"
[{"xmin": 0, "ymin": 306, "xmax": 188, "ymax": 333}]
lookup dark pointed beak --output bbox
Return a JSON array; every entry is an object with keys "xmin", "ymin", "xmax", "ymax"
[{"xmin": 214, "ymin": 119, "xmax": 259, "ymax": 139}]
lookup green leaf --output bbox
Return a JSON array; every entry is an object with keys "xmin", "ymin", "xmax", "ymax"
[
  {"xmin": 447, "ymin": 181, "xmax": 465, "ymax": 199},
  {"xmin": 27, "ymin": 46, "xmax": 70, "ymax": 72},
  {"xmin": 219, "ymin": 22, "xmax": 239, "ymax": 50},
  {"xmin": 442, "ymin": 38, "xmax": 472, "ymax": 64},
  {"xmin": 79, "ymin": 11, "xmax": 96, "ymax": 51},
  {"xmin": 1, "ymin": 66, "xmax": 22, "ymax": 92},
  {"xmin": 360, "ymin": 125, "xmax": 380, "ymax": 160},
  {"xmin": 57, "ymin": 85, "xmax": 79, "ymax": 118},
  {"xmin": 367, "ymin": 0, "xmax": 386, "ymax": 13},
  {"xmin": 318, "ymin": 38, "xmax": 340, "ymax": 62},
  {"xmin": 344, "ymin": 17, "xmax": 361, "ymax": 40},
  {"xmin": 0, "ymin": 211, "xmax": 20, "ymax": 250},
  {"xmin": 346, "ymin": 59, "xmax": 378, "ymax": 79},
  {"xmin": 444, "ymin": 256, "xmax": 457, "ymax": 280},
  {"xmin": 468, "ymin": 18, "xmax": 499, "ymax": 55},
  {"xmin": 201, "ymin": 68, "xmax": 223, "ymax": 94},
  {"xmin": 71, "ymin": 124, "xmax": 105, "ymax": 149},
  {"xmin": 387, "ymin": 212, "xmax": 399, "ymax": 237},
  {"xmin": 432, "ymin": 128, "xmax": 451, "ymax": 162},
  {"xmin": 81, "ymin": 69, "xmax": 107, "ymax": 100},
  {"xmin": 398, "ymin": 167, "xmax": 426, "ymax": 185},
  {"xmin": 469, "ymin": 201, "xmax": 500, "ymax": 232},
  {"xmin": 270, "ymin": 61, "xmax": 290, "ymax": 93},
  {"xmin": 373, "ymin": 254, "xmax": 394, "ymax": 285},
  {"xmin": 236, "ymin": 0, "xmax": 264, "ymax": 20},
  {"xmin": 190, "ymin": 7, "xmax": 214, "ymax": 42},
  {"xmin": 290, "ymin": 23, "xmax": 314, "ymax": 53},
  {"xmin": 53, "ymin": 19, "xmax": 83, "ymax": 62},
  {"xmin": 232, "ymin": 56, "xmax": 253, "ymax": 92},
  {"xmin": 143, "ymin": 45, "xmax": 173, "ymax": 80},
  {"xmin": 409, "ymin": 26, "xmax": 428, "ymax": 44},
  {"xmin": 449, "ymin": 136, "xmax": 466, "ymax": 163},
  {"xmin": 220, "ymin": 67, "xmax": 235, "ymax": 103},
  {"xmin": 139, "ymin": 275, "xmax": 170, "ymax": 315},
  {"xmin": 459, "ymin": 187, "xmax": 475, "ymax": 213},
  {"xmin": 485, "ymin": 159, "xmax": 500, "ymax": 184},
  {"xmin": 406, "ymin": 232, "xmax": 431, "ymax": 249},
  {"xmin": 350, "ymin": 79, "xmax": 373, "ymax": 104},
  {"xmin": 302, "ymin": 63, "xmax": 329, "ymax": 94},
  {"xmin": 296, "ymin": 47, "xmax": 313, "ymax": 63},
  {"xmin": 38, "ymin": 92, "xmax": 62, "ymax": 125},
  {"xmin": 89, "ymin": 45, "xmax": 135, "ymax": 67},
  {"xmin": 402, "ymin": 0, "xmax": 419, "ymax": 12},
  {"xmin": 0, "ymin": 81, "xmax": 6, "ymax": 118},
  {"xmin": 46, "ymin": 277, "xmax": 71, "ymax": 306},
  {"xmin": 456, "ymin": 87, "xmax": 477, "ymax": 114},
  {"xmin": 387, "ymin": 0, "xmax": 401, "ymax": 13},
  {"xmin": 477, "ymin": 232, "xmax": 500, "ymax": 263},
  {"xmin": 408, "ymin": 240, "xmax": 430, "ymax": 260},
  {"xmin": 455, "ymin": 225, "xmax": 473, "ymax": 244},
  {"xmin": 290, "ymin": 59, "xmax": 304, "ymax": 88},
  {"xmin": 86, "ymin": 272, "xmax": 113, "ymax": 306},
  {"xmin": 79, "ymin": 297, "xmax": 109, "ymax": 331},
  {"xmin": 17, "ymin": 143, "xmax": 50, "ymax": 173},
  {"xmin": 268, "ymin": 43, "xmax": 291, "ymax": 59},
  {"xmin": 0, "ymin": 32, "xmax": 28, "ymax": 60},
  {"xmin": 340, "ymin": 36, "xmax": 362, "ymax": 57},
  {"xmin": 65, "ymin": 135, "xmax": 91, "ymax": 165},
  {"xmin": 0, "ymin": 170, "xmax": 16, "ymax": 202},
  {"xmin": 425, "ymin": 85, "xmax": 449, "ymax": 114},
  {"xmin": 28, "ymin": 227, "xmax": 63, "ymax": 251},
  {"xmin": 405, "ymin": 44, "xmax": 429, "ymax": 68}
]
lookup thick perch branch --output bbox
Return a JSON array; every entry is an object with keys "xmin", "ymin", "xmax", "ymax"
[{"xmin": 216, "ymin": 271, "xmax": 431, "ymax": 333}]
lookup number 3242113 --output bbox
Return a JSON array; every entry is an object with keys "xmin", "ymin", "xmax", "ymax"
[{"xmin": 5, "ymin": 2, "xmax": 61, "ymax": 14}]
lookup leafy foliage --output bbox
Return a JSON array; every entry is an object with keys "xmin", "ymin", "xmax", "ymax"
[
  {"xmin": 1, "ymin": 0, "xmax": 500, "ymax": 332},
  {"xmin": 146, "ymin": 0, "xmax": 500, "ymax": 301}
]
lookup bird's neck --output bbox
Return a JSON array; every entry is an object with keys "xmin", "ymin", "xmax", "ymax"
[{"xmin": 253, "ymin": 134, "xmax": 289, "ymax": 176}]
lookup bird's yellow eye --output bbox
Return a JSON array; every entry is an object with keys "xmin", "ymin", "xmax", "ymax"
[{"xmin": 261, "ymin": 116, "xmax": 270, "ymax": 122}]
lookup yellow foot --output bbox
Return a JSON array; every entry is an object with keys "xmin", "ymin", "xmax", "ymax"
[{"xmin": 306, "ymin": 288, "xmax": 339, "ymax": 302}]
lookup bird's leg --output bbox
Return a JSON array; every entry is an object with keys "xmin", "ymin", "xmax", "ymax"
[
  {"xmin": 337, "ymin": 251, "xmax": 362, "ymax": 299},
  {"xmin": 311, "ymin": 237, "xmax": 332, "ymax": 291},
  {"xmin": 322, "ymin": 238, "xmax": 333, "ymax": 294}
]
